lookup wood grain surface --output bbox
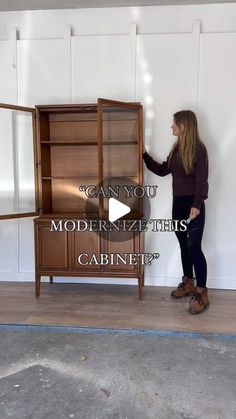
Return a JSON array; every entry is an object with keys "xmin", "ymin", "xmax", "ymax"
[{"xmin": 0, "ymin": 282, "xmax": 235, "ymax": 335}]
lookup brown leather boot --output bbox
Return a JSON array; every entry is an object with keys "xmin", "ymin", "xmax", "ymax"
[
  {"xmin": 189, "ymin": 286, "xmax": 209, "ymax": 314},
  {"xmin": 171, "ymin": 276, "xmax": 195, "ymax": 298}
]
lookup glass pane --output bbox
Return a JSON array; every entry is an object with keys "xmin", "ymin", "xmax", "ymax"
[
  {"xmin": 101, "ymin": 104, "xmax": 140, "ymax": 218},
  {"xmin": 0, "ymin": 107, "xmax": 36, "ymax": 216},
  {"xmin": 102, "ymin": 105, "xmax": 139, "ymax": 178}
]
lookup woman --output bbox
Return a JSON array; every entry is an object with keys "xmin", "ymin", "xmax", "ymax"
[{"xmin": 143, "ymin": 110, "xmax": 209, "ymax": 314}]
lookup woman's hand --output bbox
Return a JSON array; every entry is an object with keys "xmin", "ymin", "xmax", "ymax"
[{"xmin": 189, "ymin": 207, "xmax": 200, "ymax": 220}]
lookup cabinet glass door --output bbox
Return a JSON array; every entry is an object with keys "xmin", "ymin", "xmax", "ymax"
[
  {"xmin": 97, "ymin": 98, "xmax": 143, "ymax": 220},
  {"xmin": 0, "ymin": 103, "xmax": 38, "ymax": 219}
]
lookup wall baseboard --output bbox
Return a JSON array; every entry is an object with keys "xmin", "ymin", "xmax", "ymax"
[{"xmin": 0, "ymin": 273, "xmax": 235, "ymax": 290}]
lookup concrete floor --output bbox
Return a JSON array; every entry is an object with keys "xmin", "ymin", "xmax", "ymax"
[{"xmin": 0, "ymin": 327, "xmax": 235, "ymax": 419}]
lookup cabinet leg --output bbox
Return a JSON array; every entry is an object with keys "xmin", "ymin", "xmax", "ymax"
[
  {"xmin": 141, "ymin": 269, "xmax": 145, "ymax": 287},
  {"xmin": 138, "ymin": 276, "xmax": 143, "ymax": 300},
  {"xmin": 49, "ymin": 276, "xmax": 53, "ymax": 284},
  {"xmin": 35, "ymin": 275, "xmax": 41, "ymax": 297}
]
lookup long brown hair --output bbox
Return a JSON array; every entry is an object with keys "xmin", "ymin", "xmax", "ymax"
[{"xmin": 168, "ymin": 110, "xmax": 205, "ymax": 175}]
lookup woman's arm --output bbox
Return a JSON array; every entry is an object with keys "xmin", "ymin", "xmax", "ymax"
[
  {"xmin": 192, "ymin": 146, "xmax": 209, "ymax": 211},
  {"xmin": 143, "ymin": 150, "xmax": 171, "ymax": 177}
]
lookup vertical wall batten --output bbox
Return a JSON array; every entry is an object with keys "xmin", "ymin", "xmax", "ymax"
[
  {"xmin": 129, "ymin": 23, "xmax": 137, "ymax": 101},
  {"xmin": 64, "ymin": 24, "xmax": 71, "ymax": 103},
  {"xmin": 190, "ymin": 20, "xmax": 201, "ymax": 115}
]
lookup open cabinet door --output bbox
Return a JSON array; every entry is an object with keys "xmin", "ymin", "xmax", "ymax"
[
  {"xmin": 97, "ymin": 98, "xmax": 143, "ymax": 220},
  {"xmin": 0, "ymin": 103, "xmax": 39, "ymax": 220}
]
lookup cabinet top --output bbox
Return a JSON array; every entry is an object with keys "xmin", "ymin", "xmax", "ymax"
[
  {"xmin": 35, "ymin": 100, "xmax": 142, "ymax": 113},
  {"xmin": 0, "ymin": 99, "xmax": 142, "ymax": 114}
]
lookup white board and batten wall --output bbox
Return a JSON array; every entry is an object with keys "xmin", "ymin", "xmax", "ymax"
[{"xmin": 0, "ymin": 4, "xmax": 236, "ymax": 289}]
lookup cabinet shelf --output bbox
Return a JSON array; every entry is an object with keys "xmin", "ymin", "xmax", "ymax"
[
  {"xmin": 104, "ymin": 141, "xmax": 137, "ymax": 145},
  {"xmin": 49, "ymin": 118, "xmax": 138, "ymax": 122},
  {"xmin": 40, "ymin": 140, "xmax": 137, "ymax": 146},
  {"xmin": 38, "ymin": 212, "xmax": 100, "ymax": 219},
  {"xmin": 42, "ymin": 176, "xmax": 137, "ymax": 180},
  {"xmin": 41, "ymin": 141, "xmax": 98, "ymax": 145},
  {"xmin": 42, "ymin": 176, "xmax": 98, "ymax": 180}
]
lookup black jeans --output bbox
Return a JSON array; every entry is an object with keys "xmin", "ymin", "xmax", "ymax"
[{"xmin": 172, "ymin": 195, "xmax": 207, "ymax": 288}]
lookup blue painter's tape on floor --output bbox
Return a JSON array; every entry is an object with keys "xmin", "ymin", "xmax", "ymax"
[{"xmin": 0, "ymin": 323, "xmax": 236, "ymax": 341}]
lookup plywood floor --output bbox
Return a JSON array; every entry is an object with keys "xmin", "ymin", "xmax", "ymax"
[{"xmin": 0, "ymin": 282, "xmax": 235, "ymax": 335}]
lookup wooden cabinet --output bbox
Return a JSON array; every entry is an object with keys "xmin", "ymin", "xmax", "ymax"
[{"xmin": 0, "ymin": 99, "xmax": 144, "ymax": 299}]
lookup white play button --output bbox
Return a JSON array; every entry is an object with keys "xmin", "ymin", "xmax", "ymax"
[{"xmin": 108, "ymin": 198, "xmax": 131, "ymax": 222}]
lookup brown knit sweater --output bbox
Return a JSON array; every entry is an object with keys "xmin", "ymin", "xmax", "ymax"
[{"xmin": 143, "ymin": 143, "xmax": 209, "ymax": 210}]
